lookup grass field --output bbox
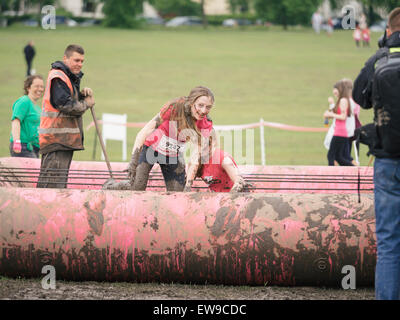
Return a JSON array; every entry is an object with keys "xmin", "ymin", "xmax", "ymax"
[{"xmin": 0, "ymin": 24, "xmax": 379, "ymax": 165}]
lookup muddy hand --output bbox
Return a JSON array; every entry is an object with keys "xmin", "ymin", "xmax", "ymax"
[
  {"xmin": 183, "ymin": 180, "xmax": 193, "ymax": 192},
  {"xmin": 102, "ymin": 178, "xmax": 131, "ymax": 190},
  {"xmin": 231, "ymin": 176, "xmax": 253, "ymax": 193},
  {"xmin": 81, "ymin": 87, "xmax": 93, "ymax": 97},
  {"xmin": 84, "ymin": 95, "xmax": 95, "ymax": 108}
]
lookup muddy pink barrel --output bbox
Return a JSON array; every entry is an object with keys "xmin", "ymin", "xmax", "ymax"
[{"xmin": 0, "ymin": 185, "xmax": 376, "ymax": 286}]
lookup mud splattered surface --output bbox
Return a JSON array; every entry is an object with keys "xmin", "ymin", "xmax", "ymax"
[{"xmin": 0, "ymin": 277, "xmax": 374, "ymax": 300}]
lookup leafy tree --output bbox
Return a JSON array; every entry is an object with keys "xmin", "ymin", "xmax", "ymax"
[
  {"xmin": 0, "ymin": 0, "xmax": 12, "ymax": 13},
  {"xmin": 102, "ymin": 0, "xmax": 144, "ymax": 28},
  {"xmin": 254, "ymin": 0, "xmax": 323, "ymax": 29},
  {"xmin": 200, "ymin": 0, "xmax": 207, "ymax": 28},
  {"xmin": 360, "ymin": 0, "xmax": 398, "ymax": 24},
  {"xmin": 228, "ymin": 0, "xmax": 250, "ymax": 14},
  {"xmin": 152, "ymin": 0, "xmax": 201, "ymax": 17}
]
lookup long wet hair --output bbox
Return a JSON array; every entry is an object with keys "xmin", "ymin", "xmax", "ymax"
[
  {"xmin": 161, "ymin": 86, "xmax": 215, "ymax": 140},
  {"xmin": 333, "ymin": 78, "xmax": 353, "ymax": 117}
]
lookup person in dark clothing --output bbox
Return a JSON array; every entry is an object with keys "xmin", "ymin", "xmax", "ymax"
[
  {"xmin": 36, "ymin": 44, "xmax": 95, "ymax": 189},
  {"xmin": 23, "ymin": 41, "xmax": 35, "ymax": 76},
  {"xmin": 353, "ymin": 8, "xmax": 400, "ymax": 300}
]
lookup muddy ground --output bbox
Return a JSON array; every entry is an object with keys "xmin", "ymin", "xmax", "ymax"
[{"xmin": 0, "ymin": 277, "xmax": 374, "ymax": 300}]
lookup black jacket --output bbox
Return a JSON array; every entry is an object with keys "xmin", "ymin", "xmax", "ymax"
[
  {"xmin": 23, "ymin": 44, "xmax": 35, "ymax": 61},
  {"xmin": 353, "ymin": 31, "xmax": 400, "ymax": 158},
  {"xmin": 41, "ymin": 61, "xmax": 89, "ymax": 154}
]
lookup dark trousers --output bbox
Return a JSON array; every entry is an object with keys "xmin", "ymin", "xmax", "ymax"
[
  {"xmin": 327, "ymin": 136, "xmax": 354, "ymax": 166},
  {"xmin": 9, "ymin": 142, "xmax": 39, "ymax": 158},
  {"xmin": 133, "ymin": 145, "xmax": 186, "ymax": 191},
  {"xmin": 26, "ymin": 58, "xmax": 32, "ymax": 76},
  {"xmin": 37, "ymin": 150, "xmax": 74, "ymax": 188}
]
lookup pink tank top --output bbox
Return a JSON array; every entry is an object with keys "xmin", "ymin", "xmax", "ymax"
[{"xmin": 333, "ymin": 108, "xmax": 348, "ymax": 138}]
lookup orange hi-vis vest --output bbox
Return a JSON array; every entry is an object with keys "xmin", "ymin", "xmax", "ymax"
[{"xmin": 39, "ymin": 69, "xmax": 83, "ymax": 151}]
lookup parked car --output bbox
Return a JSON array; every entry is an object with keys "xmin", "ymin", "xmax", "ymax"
[
  {"xmin": 370, "ymin": 19, "xmax": 387, "ymax": 32},
  {"xmin": 320, "ymin": 17, "xmax": 359, "ymax": 30},
  {"xmin": 144, "ymin": 17, "xmax": 165, "ymax": 25},
  {"xmin": 23, "ymin": 19, "xmax": 39, "ymax": 27},
  {"xmin": 222, "ymin": 18, "xmax": 236, "ymax": 27},
  {"xmin": 80, "ymin": 19, "xmax": 101, "ymax": 27},
  {"xmin": 166, "ymin": 16, "xmax": 202, "ymax": 27},
  {"xmin": 40, "ymin": 15, "xmax": 67, "ymax": 26},
  {"xmin": 332, "ymin": 17, "xmax": 344, "ymax": 29},
  {"xmin": 222, "ymin": 18, "xmax": 252, "ymax": 27},
  {"xmin": 66, "ymin": 18, "xmax": 78, "ymax": 27}
]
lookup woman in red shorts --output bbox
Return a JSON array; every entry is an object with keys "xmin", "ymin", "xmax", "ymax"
[{"xmin": 184, "ymin": 132, "xmax": 251, "ymax": 192}]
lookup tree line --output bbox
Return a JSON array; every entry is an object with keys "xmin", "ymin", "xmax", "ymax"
[{"xmin": 0, "ymin": 0, "xmax": 398, "ymax": 29}]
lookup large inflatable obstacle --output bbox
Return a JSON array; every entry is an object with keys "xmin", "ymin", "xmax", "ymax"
[{"xmin": 0, "ymin": 157, "xmax": 375, "ymax": 286}]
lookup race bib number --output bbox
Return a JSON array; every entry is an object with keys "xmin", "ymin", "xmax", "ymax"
[{"xmin": 156, "ymin": 135, "xmax": 185, "ymax": 156}]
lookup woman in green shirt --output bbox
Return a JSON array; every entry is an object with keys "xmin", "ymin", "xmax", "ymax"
[{"xmin": 10, "ymin": 75, "xmax": 44, "ymax": 158}]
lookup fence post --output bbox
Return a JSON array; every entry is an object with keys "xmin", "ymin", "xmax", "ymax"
[{"xmin": 260, "ymin": 118, "xmax": 266, "ymax": 166}]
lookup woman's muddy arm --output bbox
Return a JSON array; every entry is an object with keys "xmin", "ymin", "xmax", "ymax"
[
  {"xmin": 183, "ymin": 142, "xmax": 201, "ymax": 192},
  {"xmin": 184, "ymin": 163, "xmax": 200, "ymax": 192},
  {"xmin": 222, "ymin": 157, "xmax": 251, "ymax": 192}
]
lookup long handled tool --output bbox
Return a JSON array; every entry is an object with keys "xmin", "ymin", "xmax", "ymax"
[{"xmin": 90, "ymin": 107, "xmax": 114, "ymax": 180}]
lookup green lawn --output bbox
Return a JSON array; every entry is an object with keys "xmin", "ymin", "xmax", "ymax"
[{"xmin": 0, "ymin": 25, "xmax": 379, "ymax": 165}]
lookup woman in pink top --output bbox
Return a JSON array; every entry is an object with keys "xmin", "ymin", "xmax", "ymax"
[
  {"xmin": 323, "ymin": 79, "xmax": 355, "ymax": 166},
  {"xmin": 362, "ymin": 27, "xmax": 370, "ymax": 47},
  {"xmin": 353, "ymin": 25, "xmax": 362, "ymax": 47}
]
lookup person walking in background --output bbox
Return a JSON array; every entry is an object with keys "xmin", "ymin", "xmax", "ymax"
[
  {"xmin": 353, "ymin": 24, "xmax": 362, "ymax": 47},
  {"xmin": 362, "ymin": 27, "xmax": 371, "ymax": 47},
  {"xmin": 353, "ymin": 7, "xmax": 400, "ymax": 300},
  {"xmin": 23, "ymin": 40, "xmax": 35, "ymax": 76},
  {"xmin": 327, "ymin": 17, "xmax": 334, "ymax": 36},
  {"xmin": 36, "ymin": 44, "xmax": 95, "ymax": 189},
  {"xmin": 10, "ymin": 75, "xmax": 44, "ymax": 158},
  {"xmin": 323, "ymin": 79, "xmax": 355, "ymax": 166},
  {"xmin": 311, "ymin": 10, "xmax": 323, "ymax": 34}
]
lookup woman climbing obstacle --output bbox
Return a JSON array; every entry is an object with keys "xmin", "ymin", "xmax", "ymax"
[{"xmin": 105, "ymin": 86, "xmax": 251, "ymax": 192}]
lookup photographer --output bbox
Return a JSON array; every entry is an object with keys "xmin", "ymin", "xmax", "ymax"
[{"xmin": 353, "ymin": 8, "xmax": 400, "ymax": 300}]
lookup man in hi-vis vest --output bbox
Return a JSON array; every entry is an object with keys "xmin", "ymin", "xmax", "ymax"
[{"xmin": 37, "ymin": 44, "xmax": 95, "ymax": 188}]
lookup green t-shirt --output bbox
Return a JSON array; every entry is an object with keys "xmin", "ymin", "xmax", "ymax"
[{"xmin": 10, "ymin": 95, "xmax": 41, "ymax": 150}]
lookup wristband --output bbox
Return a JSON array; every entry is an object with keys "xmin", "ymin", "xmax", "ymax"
[{"xmin": 13, "ymin": 140, "xmax": 22, "ymax": 153}]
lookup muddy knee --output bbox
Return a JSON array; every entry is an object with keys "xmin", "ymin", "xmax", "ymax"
[{"xmin": 165, "ymin": 179, "xmax": 185, "ymax": 192}]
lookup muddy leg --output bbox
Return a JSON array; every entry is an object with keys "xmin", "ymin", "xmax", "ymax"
[
  {"xmin": 160, "ymin": 158, "xmax": 186, "ymax": 192},
  {"xmin": 165, "ymin": 179, "xmax": 185, "ymax": 192},
  {"xmin": 132, "ymin": 162, "xmax": 153, "ymax": 191},
  {"xmin": 37, "ymin": 150, "xmax": 73, "ymax": 188}
]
